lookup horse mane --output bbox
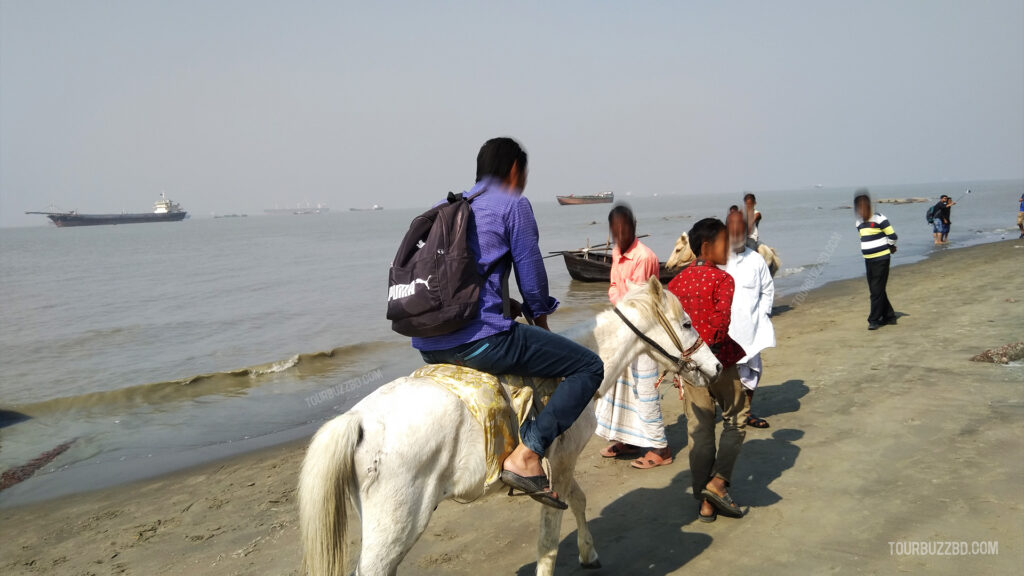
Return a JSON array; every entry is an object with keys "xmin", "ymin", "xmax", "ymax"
[{"xmin": 616, "ymin": 278, "xmax": 684, "ymax": 324}]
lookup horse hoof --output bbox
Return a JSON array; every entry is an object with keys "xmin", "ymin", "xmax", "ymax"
[{"xmin": 581, "ymin": 559, "xmax": 602, "ymax": 569}]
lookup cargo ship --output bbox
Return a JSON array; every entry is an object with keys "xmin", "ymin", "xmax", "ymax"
[
  {"xmin": 26, "ymin": 194, "xmax": 188, "ymax": 227},
  {"xmin": 555, "ymin": 192, "xmax": 614, "ymax": 205}
]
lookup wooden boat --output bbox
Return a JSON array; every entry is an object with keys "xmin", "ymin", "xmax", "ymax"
[
  {"xmin": 556, "ymin": 192, "xmax": 614, "ymax": 205},
  {"xmin": 559, "ymin": 250, "xmax": 684, "ymax": 283}
]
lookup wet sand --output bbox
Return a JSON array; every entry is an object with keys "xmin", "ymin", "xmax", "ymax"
[{"xmin": 2, "ymin": 239, "xmax": 1022, "ymax": 575}]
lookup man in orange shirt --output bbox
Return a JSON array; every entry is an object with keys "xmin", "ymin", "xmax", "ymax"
[{"xmin": 596, "ymin": 205, "xmax": 673, "ymax": 469}]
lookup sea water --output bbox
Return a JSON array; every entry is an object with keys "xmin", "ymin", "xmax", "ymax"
[{"xmin": 1, "ymin": 179, "xmax": 1020, "ymax": 505}]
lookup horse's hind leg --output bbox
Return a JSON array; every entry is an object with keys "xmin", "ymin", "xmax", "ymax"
[
  {"xmin": 357, "ymin": 489, "xmax": 437, "ymax": 576},
  {"xmin": 566, "ymin": 478, "xmax": 601, "ymax": 569}
]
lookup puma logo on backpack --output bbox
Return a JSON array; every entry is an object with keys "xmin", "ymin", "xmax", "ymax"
[{"xmin": 386, "ymin": 190, "xmax": 510, "ymax": 338}]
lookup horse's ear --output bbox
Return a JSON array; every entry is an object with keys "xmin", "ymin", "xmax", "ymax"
[{"xmin": 647, "ymin": 275, "xmax": 662, "ymax": 297}]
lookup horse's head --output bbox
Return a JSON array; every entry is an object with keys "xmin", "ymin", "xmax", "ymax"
[
  {"xmin": 757, "ymin": 244, "xmax": 780, "ymax": 277},
  {"xmin": 616, "ymin": 277, "xmax": 722, "ymax": 385},
  {"xmin": 665, "ymin": 232, "xmax": 696, "ymax": 270}
]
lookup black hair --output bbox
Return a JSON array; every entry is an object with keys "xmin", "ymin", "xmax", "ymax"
[
  {"xmin": 726, "ymin": 208, "xmax": 747, "ymax": 232},
  {"xmin": 743, "ymin": 193, "xmax": 756, "ymax": 203},
  {"xmin": 476, "ymin": 137, "xmax": 528, "ymax": 183},
  {"xmin": 607, "ymin": 203, "xmax": 636, "ymax": 231},
  {"xmin": 688, "ymin": 217, "xmax": 727, "ymax": 256},
  {"xmin": 854, "ymin": 188, "xmax": 871, "ymax": 206},
  {"xmin": 729, "ymin": 204, "xmax": 739, "ymax": 212}
]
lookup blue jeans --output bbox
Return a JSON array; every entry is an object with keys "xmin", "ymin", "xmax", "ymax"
[{"xmin": 420, "ymin": 323, "xmax": 604, "ymax": 457}]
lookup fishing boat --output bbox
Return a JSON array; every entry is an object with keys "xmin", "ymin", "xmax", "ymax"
[
  {"xmin": 559, "ymin": 250, "xmax": 683, "ymax": 283},
  {"xmin": 26, "ymin": 193, "xmax": 187, "ymax": 227},
  {"xmin": 556, "ymin": 192, "xmax": 614, "ymax": 205}
]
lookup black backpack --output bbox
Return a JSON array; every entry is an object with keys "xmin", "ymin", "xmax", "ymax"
[
  {"xmin": 386, "ymin": 190, "xmax": 510, "ymax": 338},
  {"xmin": 926, "ymin": 202, "xmax": 941, "ymax": 224}
]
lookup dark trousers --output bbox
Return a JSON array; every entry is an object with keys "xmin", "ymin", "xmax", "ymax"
[
  {"xmin": 865, "ymin": 256, "xmax": 895, "ymax": 324},
  {"xmin": 420, "ymin": 323, "xmax": 604, "ymax": 457},
  {"xmin": 684, "ymin": 365, "xmax": 747, "ymax": 500}
]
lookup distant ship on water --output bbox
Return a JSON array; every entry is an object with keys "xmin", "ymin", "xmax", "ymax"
[
  {"xmin": 26, "ymin": 193, "xmax": 188, "ymax": 227},
  {"xmin": 349, "ymin": 204, "xmax": 383, "ymax": 212},
  {"xmin": 264, "ymin": 202, "xmax": 330, "ymax": 215},
  {"xmin": 556, "ymin": 191, "xmax": 614, "ymax": 205}
]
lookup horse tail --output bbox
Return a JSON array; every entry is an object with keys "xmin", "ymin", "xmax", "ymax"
[{"xmin": 299, "ymin": 412, "xmax": 362, "ymax": 576}]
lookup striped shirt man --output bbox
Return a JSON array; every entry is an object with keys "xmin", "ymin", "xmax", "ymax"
[{"xmin": 855, "ymin": 213, "xmax": 898, "ymax": 259}]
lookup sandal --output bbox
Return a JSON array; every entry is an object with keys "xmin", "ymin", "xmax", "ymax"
[
  {"xmin": 745, "ymin": 415, "xmax": 770, "ymax": 429},
  {"xmin": 701, "ymin": 488, "xmax": 744, "ymax": 518},
  {"xmin": 698, "ymin": 508, "xmax": 717, "ymax": 523},
  {"xmin": 500, "ymin": 470, "xmax": 567, "ymax": 510},
  {"xmin": 631, "ymin": 449, "xmax": 673, "ymax": 469},
  {"xmin": 600, "ymin": 442, "xmax": 641, "ymax": 458}
]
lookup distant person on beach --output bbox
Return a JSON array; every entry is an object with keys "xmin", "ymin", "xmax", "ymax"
[
  {"xmin": 743, "ymin": 193, "xmax": 762, "ymax": 246},
  {"xmin": 854, "ymin": 189, "xmax": 898, "ymax": 330},
  {"xmin": 1017, "ymin": 194, "xmax": 1023, "ymax": 238},
  {"xmin": 724, "ymin": 210, "xmax": 776, "ymax": 429},
  {"xmin": 667, "ymin": 218, "xmax": 748, "ymax": 521},
  {"xmin": 414, "ymin": 137, "xmax": 603, "ymax": 509},
  {"xmin": 596, "ymin": 205, "xmax": 672, "ymax": 469},
  {"xmin": 932, "ymin": 195, "xmax": 954, "ymax": 244}
]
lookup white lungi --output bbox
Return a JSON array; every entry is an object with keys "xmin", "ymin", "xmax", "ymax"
[{"xmin": 595, "ymin": 354, "xmax": 667, "ymax": 449}]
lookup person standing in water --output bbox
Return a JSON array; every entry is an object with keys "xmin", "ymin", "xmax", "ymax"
[
  {"xmin": 596, "ymin": 205, "xmax": 672, "ymax": 469},
  {"xmin": 854, "ymin": 189, "xmax": 898, "ymax": 330},
  {"xmin": 933, "ymin": 195, "xmax": 955, "ymax": 244},
  {"xmin": 1018, "ymin": 193, "xmax": 1024, "ymax": 238}
]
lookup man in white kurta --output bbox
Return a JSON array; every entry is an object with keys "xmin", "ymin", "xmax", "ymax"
[{"xmin": 724, "ymin": 210, "xmax": 776, "ymax": 428}]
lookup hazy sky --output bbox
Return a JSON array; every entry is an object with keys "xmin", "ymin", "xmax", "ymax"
[{"xmin": 2, "ymin": 0, "xmax": 1022, "ymax": 226}]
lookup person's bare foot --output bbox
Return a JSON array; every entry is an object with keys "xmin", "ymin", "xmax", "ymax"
[{"xmin": 503, "ymin": 443, "xmax": 545, "ymax": 478}]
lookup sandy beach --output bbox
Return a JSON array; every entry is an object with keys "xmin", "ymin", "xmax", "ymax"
[{"xmin": 2, "ymin": 239, "xmax": 1021, "ymax": 575}]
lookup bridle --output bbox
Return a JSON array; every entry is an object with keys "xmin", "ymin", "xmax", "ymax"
[{"xmin": 613, "ymin": 304, "xmax": 705, "ymax": 373}]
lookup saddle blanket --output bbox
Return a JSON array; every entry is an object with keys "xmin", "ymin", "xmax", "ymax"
[{"xmin": 411, "ymin": 364, "xmax": 560, "ymax": 486}]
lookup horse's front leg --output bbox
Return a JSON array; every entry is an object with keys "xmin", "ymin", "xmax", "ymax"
[
  {"xmin": 566, "ymin": 478, "xmax": 600, "ymax": 569},
  {"xmin": 536, "ymin": 493, "xmax": 565, "ymax": 576}
]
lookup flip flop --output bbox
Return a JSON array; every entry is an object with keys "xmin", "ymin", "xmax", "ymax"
[
  {"xmin": 745, "ymin": 415, "xmax": 770, "ymax": 429},
  {"xmin": 701, "ymin": 489, "xmax": 745, "ymax": 518},
  {"xmin": 631, "ymin": 450, "xmax": 674, "ymax": 469},
  {"xmin": 500, "ymin": 470, "xmax": 568, "ymax": 510},
  {"xmin": 600, "ymin": 442, "xmax": 641, "ymax": 458}
]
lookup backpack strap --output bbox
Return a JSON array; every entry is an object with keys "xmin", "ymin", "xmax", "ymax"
[{"xmin": 449, "ymin": 187, "xmax": 515, "ymax": 319}]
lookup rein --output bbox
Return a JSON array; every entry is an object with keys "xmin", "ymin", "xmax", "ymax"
[{"xmin": 613, "ymin": 305, "xmax": 704, "ymax": 372}]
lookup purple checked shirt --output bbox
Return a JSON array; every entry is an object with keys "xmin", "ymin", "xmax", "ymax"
[{"xmin": 411, "ymin": 177, "xmax": 559, "ymax": 351}]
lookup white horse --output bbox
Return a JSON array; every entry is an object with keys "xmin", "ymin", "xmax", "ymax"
[
  {"xmin": 666, "ymin": 231, "xmax": 781, "ymax": 277},
  {"xmin": 298, "ymin": 278, "xmax": 722, "ymax": 576}
]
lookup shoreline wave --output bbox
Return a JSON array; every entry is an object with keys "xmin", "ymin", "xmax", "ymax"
[{"xmin": 6, "ymin": 340, "xmax": 407, "ymax": 417}]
